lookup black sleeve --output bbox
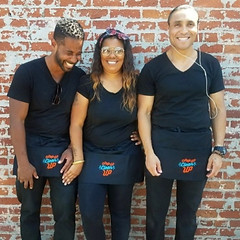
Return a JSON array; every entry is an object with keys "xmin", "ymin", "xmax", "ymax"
[
  {"xmin": 7, "ymin": 64, "xmax": 32, "ymax": 103},
  {"xmin": 206, "ymin": 54, "xmax": 225, "ymax": 94},
  {"xmin": 77, "ymin": 74, "xmax": 93, "ymax": 99},
  {"xmin": 137, "ymin": 64, "xmax": 155, "ymax": 96}
]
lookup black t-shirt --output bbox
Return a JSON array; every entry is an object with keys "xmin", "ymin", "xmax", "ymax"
[
  {"xmin": 78, "ymin": 75, "xmax": 137, "ymax": 148},
  {"xmin": 8, "ymin": 57, "xmax": 86, "ymax": 137},
  {"xmin": 138, "ymin": 51, "xmax": 224, "ymax": 130}
]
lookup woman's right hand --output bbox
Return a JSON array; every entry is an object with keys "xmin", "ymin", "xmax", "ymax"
[
  {"xmin": 145, "ymin": 153, "xmax": 162, "ymax": 176},
  {"xmin": 62, "ymin": 163, "xmax": 84, "ymax": 185}
]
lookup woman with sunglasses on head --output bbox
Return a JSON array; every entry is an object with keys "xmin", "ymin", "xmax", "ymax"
[{"xmin": 62, "ymin": 28, "xmax": 144, "ymax": 240}]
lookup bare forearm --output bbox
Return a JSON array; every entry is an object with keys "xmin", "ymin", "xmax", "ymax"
[
  {"xmin": 10, "ymin": 120, "xmax": 29, "ymax": 166},
  {"xmin": 138, "ymin": 108, "xmax": 162, "ymax": 176},
  {"xmin": 212, "ymin": 106, "xmax": 226, "ymax": 146},
  {"xmin": 138, "ymin": 111, "xmax": 154, "ymax": 155},
  {"xmin": 70, "ymin": 125, "xmax": 84, "ymax": 161}
]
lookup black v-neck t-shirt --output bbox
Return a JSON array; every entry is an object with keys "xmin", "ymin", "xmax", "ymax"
[
  {"xmin": 78, "ymin": 75, "xmax": 137, "ymax": 148},
  {"xmin": 138, "ymin": 51, "xmax": 224, "ymax": 130},
  {"xmin": 137, "ymin": 51, "xmax": 225, "ymax": 180},
  {"xmin": 77, "ymin": 75, "xmax": 144, "ymax": 184},
  {"xmin": 8, "ymin": 57, "xmax": 86, "ymax": 137}
]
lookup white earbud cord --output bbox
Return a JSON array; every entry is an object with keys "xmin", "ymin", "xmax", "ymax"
[{"xmin": 170, "ymin": 44, "xmax": 218, "ymax": 119}]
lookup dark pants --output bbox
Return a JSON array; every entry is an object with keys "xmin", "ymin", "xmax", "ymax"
[
  {"xmin": 78, "ymin": 183, "xmax": 134, "ymax": 240},
  {"xmin": 146, "ymin": 176, "xmax": 207, "ymax": 240},
  {"xmin": 16, "ymin": 176, "xmax": 77, "ymax": 240}
]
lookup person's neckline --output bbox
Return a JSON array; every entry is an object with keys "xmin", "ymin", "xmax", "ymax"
[
  {"xmin": 100, "ymin": 74, "xmax": 123, "ymax": 94},
  {"xmin": 165, "ymin": 49, "xmax": 198, "ymax": 73},
  {"xmin": 44, "ymin": 56, "xmax": 66, "ymax": 83},
  {"xmin": 100, "ymin": 82, "xmax": 123, "ymax": 94}
]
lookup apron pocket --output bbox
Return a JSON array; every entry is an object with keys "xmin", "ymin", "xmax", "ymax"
[{"xmin": 27, "ymin": 145, "xmax": 67, "ymax": 177}]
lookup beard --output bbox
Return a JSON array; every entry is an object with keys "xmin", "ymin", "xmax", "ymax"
[{"xmin": 54, "ymin": 51, "xmax": 75, "ymax": 72}]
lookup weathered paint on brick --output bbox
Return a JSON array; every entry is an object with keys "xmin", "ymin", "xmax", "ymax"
[{"xmin": 0, "ymin": 1, "xmax": 239, "ymax": 240}]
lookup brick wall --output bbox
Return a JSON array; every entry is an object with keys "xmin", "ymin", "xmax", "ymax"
[{"xmin": 0, "ymin": 0, "xmax": 239, "ymax": 239}]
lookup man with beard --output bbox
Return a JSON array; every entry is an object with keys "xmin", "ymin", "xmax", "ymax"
[{"xmin": 8, "ymin": 18, "xmax": 85, "ymax": 240}]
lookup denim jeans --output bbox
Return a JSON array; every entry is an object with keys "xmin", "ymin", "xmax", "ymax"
[
  {"xmin": 16, "ymin": 176, "xmax": 77, "ymax": 240},
  {"xmin": 146, "ymin": 176, "xmax": 207, "ymax": 240},
  {"xmin": 78, "ymin": 183, "xmax": 134, "ymax": 240}
]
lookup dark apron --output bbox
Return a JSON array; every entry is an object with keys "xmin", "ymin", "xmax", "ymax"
[
  {"xmin": 13, "ymin": 133, "xmax": 69, "ymax": 177},
  {"xmin": 78, "ymin": 139, "xmax": 144, "ymax": 184},
  {"xmin": 151, "ymin": 126, "xmax": 212, "ymax": 181}
]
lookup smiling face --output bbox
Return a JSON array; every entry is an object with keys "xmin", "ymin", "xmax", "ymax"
[
  {"xmin": 100, "ymin": 37, "xmax": 124, "ymax": 75},
  {"xmin": 53, "ymin": 37, "xmax": 83, "ymax": 72},
  {"xmin": 168, "ymin": 7, "xmax": 198, "ymax": 52}
]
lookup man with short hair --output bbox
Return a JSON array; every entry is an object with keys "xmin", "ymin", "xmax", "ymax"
[
  {"xmin": 138, "ymin": 5, "xmax": 226, "ymax": 240},
  {"xmin": 8, "ymin": 18, "xmax": 85, "ymax": 240}
]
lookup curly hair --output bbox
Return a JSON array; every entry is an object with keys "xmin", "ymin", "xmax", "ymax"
[
  {"xmin": 53, "ymin": 18, "xmax": 84, "ymax": 42},
  {"xmin": 90, "ymin": 29, "xmax": 137, "ymax": 113}
]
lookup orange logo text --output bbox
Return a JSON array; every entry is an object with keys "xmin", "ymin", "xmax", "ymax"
[
  {"xmin": 43, "ymin": 154, "xmax": 60, "ymax": 170},
  {"xmin": 99, "ymin": 161, "xmax": 115, "ymax": 176},
  {"xmin": 178, "ymin": 158, "xmax": 196, "ymax": 173}
]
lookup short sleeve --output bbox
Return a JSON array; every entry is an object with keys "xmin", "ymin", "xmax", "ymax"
[
  {"xmin": 207, "ymin": 55, "xmax": 225, "ymax": 94},
  {"xmin": 137, "ymin": 64, "xmax": 155, "ymax": 96},
  {"xmin": 7, "ymin": 64, "xmax": 32, "ymax": 103},
  {"xmin": 77, "ymin": 74, "xmax": 93, "ymax": 99}
]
